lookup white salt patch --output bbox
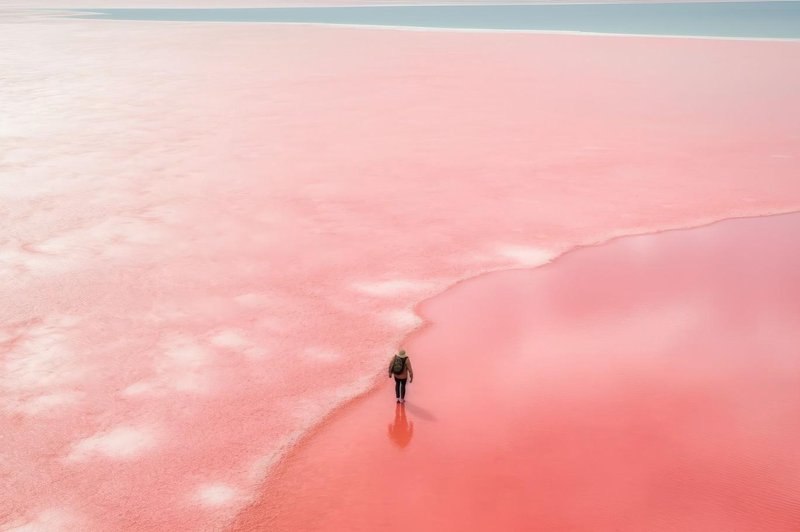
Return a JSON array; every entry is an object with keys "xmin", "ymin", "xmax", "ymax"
[
  {"xmin": 210, "ymin": 329, "xmax": 249, "ymax": 349},
  {"xmin": 3, "ymin": 334, "xmax": 78, "ymax": 390},
  {"xmin": 158, "ymin": 337, "xmax": 214, "ymax": 392},
  {"xmin": 209, "ymin": 329, "xmax": 267, "ymax": 359},
  {"xmin": 66, "ymin": 425, "xmax": 156, "ymax": 462},
  {"xmin": 303, "ymin": 346, "xmax": 340, "ymax": 363},
  {"xmin": 126, "ymin": 335, "xmax": 217, "ymax": 396},
  {"xmin": 15, "ymin": 216, "xmax": 165, "ymax": 274},
  {"xmin": 163, "ymin": 341, "xmax": 210, "ymax": 365},
  {"xmin": 4, "ymin": 508, "xmax": 80, "ymax": 532},
  {"xmin": 383, "ymin": 309, "xmax": 422, "ymax": 329},
  {"xmin": 495, "ymin": 244, "xmax": 557, "ymax": 267},
  {"xmin": 352, "ymin": 278, "xmax": 433, "ymax": 297},
  {"xmin": 196, "ymin": 483, "xmax": 239, "ymax": 507},
  {"xmin": 9, "ymin": 392, "xmax": 82, "ymax": 415},
  {"xmin": 1, "ymin": 316, "xmax": 86, "ymax": 415},
  {"xmin": 35, "ymin": 216, "xmax": 163, "ymax": 254}
]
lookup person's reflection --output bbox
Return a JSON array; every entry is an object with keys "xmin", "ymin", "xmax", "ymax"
[{"xmin": 387, "ymin": 403, "xmax": 414, "ymax": 449}]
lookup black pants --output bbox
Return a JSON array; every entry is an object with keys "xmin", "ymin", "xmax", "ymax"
[{"xmin": 394, "ymin": 377, "xmax": 407, "ymax": 399}]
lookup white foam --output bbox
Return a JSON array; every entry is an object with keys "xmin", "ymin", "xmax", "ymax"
[
  {"xmin": 247, "ymin": 431, "xmax": 304, "ymax": 484},
  {"xmin": 352, "ymin": 278, "xmax": 433, "ymax": 297},
  {"xmin": 66, "ymin": 425, "xmax": 156, "ymax": 462},
  {"xmin": 246, "ymin": 374, "xmax": 375, "ymax": 486},
  {"xmin": 495, "ymin": 244, "xmax": 558, "ymax": 267},
  {"xmin": 383, "ymin": 308, "xmax": 422, "ymax": 329},
  {"xmin": 195, "ymin": 483, "xmax": 239, "ymax": 507}
]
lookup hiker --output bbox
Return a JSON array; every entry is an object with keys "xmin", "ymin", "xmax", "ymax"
[{"xmin": 388, "ymin": 349, "xmax": 413, "ymax": 404}]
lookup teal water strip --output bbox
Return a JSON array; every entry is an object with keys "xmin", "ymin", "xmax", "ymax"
[{"xmin": 59, "ymin": 2, "xmax": 800, "ymax": 39}]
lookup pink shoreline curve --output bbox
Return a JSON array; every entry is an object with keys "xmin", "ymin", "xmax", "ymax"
[{"xmin": 232, "ymin": 212, "xmax": 800, "ymax": 531}]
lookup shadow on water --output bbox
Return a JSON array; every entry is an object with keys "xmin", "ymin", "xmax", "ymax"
[{"xmin": 387, "ymin": 404, "xmax": 414, "ymax": 449}]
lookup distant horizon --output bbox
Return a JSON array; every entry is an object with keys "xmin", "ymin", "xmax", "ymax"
[
  {"xmin": 38, "ymin": 1, "xmax": 800, "ymax": 40},
  {"xmin": 9, "ymin": 0, "xmax": 799, "ymax": 11}
]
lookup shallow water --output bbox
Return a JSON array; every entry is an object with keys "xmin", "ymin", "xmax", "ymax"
[
  {"xmin": 234, "ymin": 212, "xmax": 800, "ymax": 531},
  {"xmin": 62, "ymin": 2, "xmax": 800, "ymax": 39}
]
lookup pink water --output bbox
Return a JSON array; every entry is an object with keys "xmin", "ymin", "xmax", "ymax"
[
  {"xmin": 1, "ymin": 15, "xmax": 799, "ymax": 532},
  {"xmin": 234, "ymin": 212, "xmax": 800, "ymax": 531}
]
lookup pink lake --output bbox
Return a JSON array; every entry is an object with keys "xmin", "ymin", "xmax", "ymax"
[
  {"xmin": 1, "ymin": 9, "xmax": 799, "ymax": 532},
  {"xmin": 234, "ymin": 212, "xmax": 800, "ymax": 531}
]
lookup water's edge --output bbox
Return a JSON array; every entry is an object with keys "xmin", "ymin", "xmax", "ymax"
[{"xmin": 234, "ymin": 205, "xmax": 800, "ymax": 523}]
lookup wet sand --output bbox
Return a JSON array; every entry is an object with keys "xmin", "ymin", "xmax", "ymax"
[{"xmin": 233, "ymin": 212, "xmax": 800, "ymax": 531}]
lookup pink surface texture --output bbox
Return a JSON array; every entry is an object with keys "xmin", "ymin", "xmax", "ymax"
[
  {"xmin": 234, "ymin": 212, "xmax": 800, "ymax": 531},
  {"xmin": 1, "ymin": 13, "xmax": 799, "ymax": 531}
]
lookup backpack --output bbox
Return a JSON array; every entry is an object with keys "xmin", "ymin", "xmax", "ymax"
[{"xmin": 390, "ymin": 355, "xmax": 407, "ymax": 375}]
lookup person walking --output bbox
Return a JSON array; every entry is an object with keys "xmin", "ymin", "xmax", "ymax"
[{"xmin": 388, "ymin": 349, "xmax": 413, "ymax": 404}]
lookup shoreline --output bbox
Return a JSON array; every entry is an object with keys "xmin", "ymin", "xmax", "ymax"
[
  {"xmin": 236, "ymin": 206, "xmax": 800, "ymax": 482},
  {"xmin": 228, "ymin": 207, "xmax": 796, "ymax": 521},
  {"xmin": 232, "ymin": 210, "xmax": 800, "ymax": 530}
]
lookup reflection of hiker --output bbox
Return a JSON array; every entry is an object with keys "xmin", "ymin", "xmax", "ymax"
[
  {"xmin": 388, "ymin": 349, "xmax": 413, "ymax": 404},
  {"xmin": 388, "ymin": 403, "xmax": 414, "ymax": 448}
]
